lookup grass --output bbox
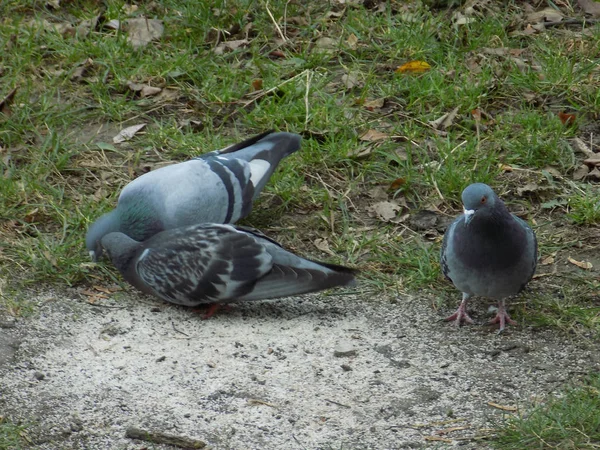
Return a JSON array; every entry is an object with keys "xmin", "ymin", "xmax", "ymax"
[
  {"xmin": 0, "ymin": 417, "xmax": 26, "ymax": 449},
  {"xmin": 494, "ymin": 374, "xmax": 600, "ymax": 449},
  {"xmin": 1, "ymin": 0, "xmax": 600, "ymax": 446}
]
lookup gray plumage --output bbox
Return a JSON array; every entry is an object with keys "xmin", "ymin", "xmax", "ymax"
[
  {"xmin": 101, "ymin": 224, "xmax": 357, "ymax": 307},
  {"xmin": 86, "ymin": 131, "xmax": 301, "ymax": 260},
  {"xmin": 440, "ymin": 183, "xmax": 537, "ymax": 331}
]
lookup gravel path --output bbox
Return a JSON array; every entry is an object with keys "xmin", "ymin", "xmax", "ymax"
[{"xmin": 1, "ymin": 289, "xmax": 598, "ymax": 449}]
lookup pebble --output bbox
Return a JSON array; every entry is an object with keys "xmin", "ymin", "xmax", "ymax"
[{"xmin": 334, "ymin": 344, "xmax": 357, "ymax": 357}]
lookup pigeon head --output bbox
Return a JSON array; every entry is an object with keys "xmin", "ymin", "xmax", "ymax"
[
  {"xmin": 100, "ymin": 232, "xmax": 141, "ymax": 270},
  {"xmin": 86, "ymin": 211, "xmax": 121, "ymax": 262},
  {"xmin": 461, "ymin": 183, "xmax": 498, "ymax": 225}
]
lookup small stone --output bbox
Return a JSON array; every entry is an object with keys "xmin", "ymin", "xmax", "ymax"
[
  {"xmin": 334, "ymin": 344, "xmax": 357, "ymax": 358},
  {"xmin": 156, "ymin": 356, "xmax": 166, "ymax": 362},
  {"xmin": 34, "ymin": 371, "xmax": 45, "ymax": 380},
  {"xmin": 341, "ymin": 364, "xmax": 352, "ymax": 372}
]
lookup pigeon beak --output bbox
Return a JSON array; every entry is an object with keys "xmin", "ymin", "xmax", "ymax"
[{"xmin": 463, "ymin": 208, "xmax": 475, "ymax": 225}]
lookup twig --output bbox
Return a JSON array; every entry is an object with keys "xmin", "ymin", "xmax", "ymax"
[
  {"xmin": 125, "ymin": 427, "xmax": 206, "ymax": 449},
  {"xmin": 544, "ymin": 18, "xmax": 600, "ymax": 27},
  {"xmin": 292, "ymin": 434, "xmax": 308, "ymax": 450},
  {"xmin": 171, "ymin": 321, "xmax": 190, "ymax": 337},
  {"xmin": 324, "ymin": 398, "xmax": 351, "ymax": 408},
  {"xmin": 304, "ymin": 69, "xmax": 312, "ymax": 130},
  {"xmin": 264, "ymin": 1, "xmax": 286, "ymax": 42}
]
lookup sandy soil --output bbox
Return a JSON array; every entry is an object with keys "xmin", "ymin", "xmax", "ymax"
[{"xmin": 1, "ymin": 288, "xmax": 599, "ymax": 449}]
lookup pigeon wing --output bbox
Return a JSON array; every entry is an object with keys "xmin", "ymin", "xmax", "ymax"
[{"xmin": 135, "ymin": 225, "xmax": 273, "ymax": 306}]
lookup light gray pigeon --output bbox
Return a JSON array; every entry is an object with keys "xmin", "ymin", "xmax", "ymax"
[
  {"xmin": 100, "ymin": 224, "xmax": 357, "ymax": 309},
  {"xmin": 86, "ymin": 131, "xmax": 301, "ymax": 261},
  {"xmin": 440, "ymin": 183, "xmax": 537, "ymax": 332}
]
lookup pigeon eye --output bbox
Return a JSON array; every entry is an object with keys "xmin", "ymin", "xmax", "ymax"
[{"xmin": 480, "ymin": 196, "xmax": 487, "ymax": 204}]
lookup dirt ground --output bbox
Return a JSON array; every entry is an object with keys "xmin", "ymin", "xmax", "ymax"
[{"xmin": 1, "ymin": 288, "xmax": 599, "ymax": 450}]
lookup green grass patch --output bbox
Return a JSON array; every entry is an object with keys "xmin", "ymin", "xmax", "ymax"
[{"xmin": 494, "ymin": 373, "xmax": 600, "ymax": 449}]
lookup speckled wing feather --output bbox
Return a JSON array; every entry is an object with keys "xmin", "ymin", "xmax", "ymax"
[
  {"xmin": 135, "ymin": 226, "xmax": 273, "ymax": 306},
  {"xmin": 513, "ymin": 214, "xmax": 538, "ymax": 291}
]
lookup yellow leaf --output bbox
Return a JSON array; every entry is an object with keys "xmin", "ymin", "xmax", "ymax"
[
  {"xmin": 568, "ymin": 256, "xmax": 593, "ymax": 270},
  {"xmin": 395, "ymin": 60, "xmax": 431, "ymax": 74}
]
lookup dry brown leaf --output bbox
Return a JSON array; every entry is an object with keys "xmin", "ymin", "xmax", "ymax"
[
  {"xmin": 586, "ymin": 167, "xmax": 600, "ymax": 180},
  {"xmin": 363, "ymin": 98, "xmax": 385, "ymax": 111},
  {"xmin": 214, "ymin": 38, "xmax": 249, "ymax": 55},
  {"xmin": 573, "ymin": 164, "xmax": 591, "ymax": 181},
  {"xmin": 341, "ymin": 72, "xmax": 360, "ymax": 89},
  {"xmin": 314, "ymin": 238, "xmax": 336, "ymax": 256},
  {"xmin": 429, "ymin": 107, "xmax": 459, "ymax": 130},
  {"xmin": 125, "ymin": 18, "xmax": 164, "ymax": 49},
  {"xmin": 527, "ymin": 7, "xmax": 563, "ymax": 23},
  {"xmin": 113, "ymin": 124, "xmax": 146, "ymax": 144},
  {"xmin": 558, "ymin": 111, "xmax": 576, "ymax": 126},
  {"xmin": 251, "ymin": 79, "xmax": 263, "ymax": 91},
  {"xmin": 346, "ymin": 33, "xmax": 358, "ymax": 50},
  {"xmin": 368, "ymin": 200, "xmax": 407, "ymax": 223},
  {"xmin": 46, "ymin": 0, "xmax": 60, "ymax": 9},
  {"xmin": 315, "ymin": 37, "xmax": 338, "ymax": 50},
  {"xmin": 583, "ymin": 156, "xmax": 600, "ymax": 167},
  {"xmin": 568, "ymin": 256, "xmax": 593, "ymax": 270},
  {"xmin": 389, "ymin": 177, "xmax": 406, "ymax": 191},
  {"xmin": 360, "ymin": 129, "xmax": 388, "ymax": 142},
  {"xmin": 127, "ymin": 81, "xmax": 162, "ymax": 97},
  {"xmin": 347, "ymin": 146, "xmax": 373, "ymax": 159},
  {"xmin": 578, "ymin": 0, "xmax": 600, "ymax": 17},
  {"xmin": 541, "ymin": 255, "xmax": 555, "ymax": 265},
  {"xmin": 395, "ymin": 60, "xmax": 431, "ymax": 74},
  {"xmin": 70, "ymin": 58, "xmax": 94, "ymax": 82},
  {"xmin": 572, "ymin": 137, "xmax": 594, "ymax": 157}
]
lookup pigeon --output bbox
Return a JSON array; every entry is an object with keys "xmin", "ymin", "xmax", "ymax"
[
  {"xmin": 86, "ymin": 131, "xmax": 301, "ymax": 261},
  {"xmin": 100, "ymin": 223, "xmax": 357, "ymax": 308},
  {"xmin": 440, "ymin": 183, "xmax": 537, "ymax": 332}
]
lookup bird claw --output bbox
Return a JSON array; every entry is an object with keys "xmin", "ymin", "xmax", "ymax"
[
  {"xmin": 489, "ymin": 311, "xmax": 517, "ymax": 332},
  {"xmin": 444, "ymin": 309, "xmax": 475, "ymax": 327}
]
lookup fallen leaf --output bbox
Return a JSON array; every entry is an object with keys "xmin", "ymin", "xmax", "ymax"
[
  {"xmin": 269, "ymin": 50, "xmax": 286, "ymax": 58},
  {"xmin": 346, "ymin": 33, "xmax": 358, "ymax": 50},
  {"xmin": 586, "ymin": 167, "xmax": 600, "ymax": 180},
  {"xmin": 471, "ymin": 108, "xmax": 482, "ymax": 122},
  {"xmin": 127, "ymin": 81, "xmax": 162, "ymax": 97},
  {"xmin": 389, "ymin": 177, "xmax": 406, "ymax": 191},
  {"xmin": 368, "ymin": 200, "xmax": 406, "ymax": 223},
  {"xmin": 125, "ymin": 18, "xmax": 164, "ymax": 49},
  {"xmin": 527, "ymin": 7, "xmax": 563, "ymax": 23},
  {"xmin": 568, "ymin": 256, "xmax": 593, "ymax": 270},
  {"xmin": 251, "ymin": 79, "xmax": 263, "ymax": 91},
  {"xmin": 541, "ymin": 255, "xmax": 555, "ymax": 265},
  {"xmin": 46, "ymin": 0, "xmax": 60, "ymax": 9},
  {"xmin": 214, "ymin": 38, "xmax": 249, "ymax": 55},
  {"xmin": 363, "ymin": 98, "xmax": 385, "ymax": 111},
  {"xmin": 113, "ymin": 123, "xmax": 146, "ymax": 144},
  {"xmin": 572, "ymin": 137, "xmax": 594, "ymax": 157},
  {"xmin": 342, "ymin": 72, "xmax": 360, "ymax": 89},
  {"xmin": 0, "ymin": 87, "xmax": 18, "ymax": 116},
  {"xmin": 315, "ymin": 36, "xmax": 338, "ymax": 50},
  {"xmin": 487, "ymin": 402, "xmax": 518, "ymax": 412},
  {"xmin": 558, "ymin": 111, "xmax": 576, "ymax": 126},
  {"xmin": 314, "ymin": 238, "xmax": 336, "ymax": 256},
  {"xmin": 500, "ymin": 164, "xmax": 513, "ymax": 172},
  {"xmin": 572, "ymin": 164, "xmax": 590, "ymax": 180},
  {"xmin": 578, "ymin": 0, "xmax": 600, "ymax": 17},
  {"xmin": 517, "ymin": 183, "xmax": 540, "ymax": 196},
  {"xmin": 70, "ymin": 58, "xmax": 94, "ymax": 82},
  {"xmin": 360, "ymin": 129, "xmax": 388, "ymax": 142},
  {"xmin": 347, "ymin": 146, "xmax": 373, "ymax": 159},
  {"xmin": 583, "ymin": 156, "xmax": 600, "ymax": 167},
  {"xmin": 429, "ymin": 107, "xmax": 459, "ymax": 130},
  {"xmin": 395, "ymin": 60, "xmax": 431, "ymax": 74}
]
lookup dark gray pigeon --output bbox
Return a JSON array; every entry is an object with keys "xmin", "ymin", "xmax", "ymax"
[
  {"xmin": 440, "ymin": 183, "xmax": 537, "ymax": 332},
  {"xmin": 86, "ymin": 131, "xmax": 301, "ymax": 261},
  {"xmin": 100, "ymin": 223, "xmax": 357, "ymax": 308}
]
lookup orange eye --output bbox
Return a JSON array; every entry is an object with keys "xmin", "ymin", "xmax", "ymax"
[{"xmin": 480, "ymin": 196, "xmax": 487, "ymax": 204}]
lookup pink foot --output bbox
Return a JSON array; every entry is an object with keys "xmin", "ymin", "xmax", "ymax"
[
  {"xmin": 445, "ymin": 295, "xmax": 474, "ymax": 327},
  {"xmin": 190, "ymin": 303, "xmax": 231, "ymax": 320},
  {"xmin": 488, "ymin": 300, "xmax": 516, "ymax": 332}
]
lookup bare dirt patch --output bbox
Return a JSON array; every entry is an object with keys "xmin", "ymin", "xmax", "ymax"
[{"xmin": 1, "ymin": 289, "xmax": 598, "ymax": 449}]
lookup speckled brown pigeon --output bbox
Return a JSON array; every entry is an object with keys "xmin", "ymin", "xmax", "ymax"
[{"xmin": 440, "ymin": 183, "xmax": 537, "ymax": 332}]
